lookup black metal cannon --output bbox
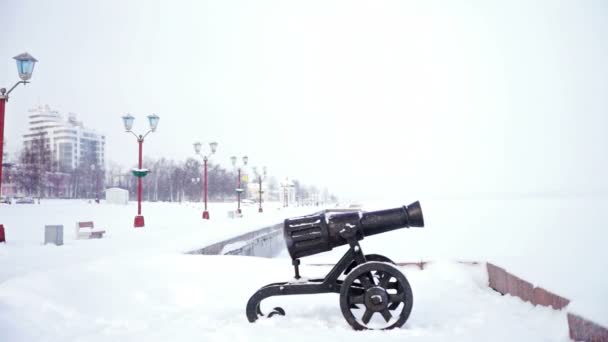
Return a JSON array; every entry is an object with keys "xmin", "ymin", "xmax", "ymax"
[{"xmin": 246, "ymin": 201, "xmax": 424, "ymax": 330}]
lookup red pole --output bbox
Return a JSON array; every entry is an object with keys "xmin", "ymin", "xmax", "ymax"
[
  {"xmin": 0, "ymin": 97, "xmax": 5, "ymax": 199},
  {"xmin": 204, "ymin": 158, "xmax": 208, "ymax": 211},
  {"xmin": 138, "ymin": 139, "xmax": 142, "ymax": 215},
  {"xmin": 134, "ymin": 138, "xmax": 144, "ymax": 227},
  {"xmin": 202, "ymin": 158, "xmax": 209, "ymax": 219},
  {"xmin": 237, "ymin": 168, "xmax": 241, "ymax": 214}
]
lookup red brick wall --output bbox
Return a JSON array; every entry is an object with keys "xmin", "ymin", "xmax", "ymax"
[
  {"xmin": 568, "ymin": 313, "xmax": 608, "ymax": 342},
  {"xmin": 486, "ymin": 263, "xmax": 570, "ymax": 309},
  {"xmin": 486, "ymin": 262, "xmax": 607, "ymax": 341}
]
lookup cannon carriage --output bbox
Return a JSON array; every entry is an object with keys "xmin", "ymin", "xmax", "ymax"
[{"xmin": 246, "ymin": 201, "xmax": 424, "ymax": 330}]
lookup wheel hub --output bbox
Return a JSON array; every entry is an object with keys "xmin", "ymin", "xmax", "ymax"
[{"xmin": 365, "ymin": 286, "xmax": 389, "ymax": 312}]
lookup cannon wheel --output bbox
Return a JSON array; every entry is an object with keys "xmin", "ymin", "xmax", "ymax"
[
  {"xmin": 343, "ymin": 254, "xmax": 395, "ymax": 275},
  {"xmin": 340, "ymin": 261, "xmax": 413, "ymax": 330}
]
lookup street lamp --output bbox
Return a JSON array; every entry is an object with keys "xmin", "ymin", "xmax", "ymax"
[
  {"xmin": 122, "ymin": 113, "xmax": 159, "ymax": 228},
  {"xmin": 1, "ymin": 53, "xmax": 37, "ymax": 235},
  {"xmin": 194, "ymin": 141, "xmax": 218, "ymax": 219},
  {"xmin": 231, "ymin": 155, "xmax": 248, "ymax": 215},
  {"xmin": 252, "ymin": 166, "xmax": 267, "ymax": 213}
]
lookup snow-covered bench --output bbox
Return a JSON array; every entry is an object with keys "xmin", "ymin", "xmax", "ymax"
[{"xmin": 75, "ymin": 221, "xmax": 106, "ymax": 239}]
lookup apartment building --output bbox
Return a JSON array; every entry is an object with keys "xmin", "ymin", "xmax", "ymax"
[{"xmin": 22, "ymin": 105, "xmax": 105, "ymax": 170}]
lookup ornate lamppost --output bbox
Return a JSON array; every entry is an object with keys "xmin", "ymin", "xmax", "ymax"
[
  {"xmin": 252, "ymin": 166, "xmax": 267, "ymax": 213},
  {"xmin": 121, "ymin": 113, "xmax": 159, "ymax": 228},
  {"xmin": 231, "ymin": 155, "xmax": 248, "ymax": 215},
  {"xmin": 193, "ymin": 141, "xmax": 218, "ymax": 219},
  {"xmin": 1, "ymin": 53, "xmax": 37, "ymax": 239}
]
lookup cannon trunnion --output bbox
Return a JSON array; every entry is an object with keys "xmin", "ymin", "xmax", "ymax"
[{"xmin": 246, "ymin": 201, "xmax": 424, "ymax": 330}]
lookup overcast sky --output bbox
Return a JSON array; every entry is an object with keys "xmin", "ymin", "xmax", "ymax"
[{"xmin": 1, "ymin": 0, "xmax": 607, "ymax": 201}]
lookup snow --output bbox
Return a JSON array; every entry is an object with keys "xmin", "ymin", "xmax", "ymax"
[
  {"xmin": 0, "ymin": 199, "xmax": 313, "ymax": 283},
  {"xmin": 0, "ymin": 196, "xmax": 604, "ymax": 340},
  {"xmin": 0, "ymin": 256, "xmax": 569, "ymax": 342},
  {"xmin": 221, "ymin": 240, "xmax": 249, "ymax": 254}
]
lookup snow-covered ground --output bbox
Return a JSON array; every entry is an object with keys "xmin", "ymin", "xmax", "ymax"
[
  {"xmin": 0, "ymin": 199, "xmax": 314, "ymax": 283},
  {"xmin": 0, "ymin": 255, "xmax": 569, "ymax": 342},
  {"xmin": 0, "ymin": 197, "xmax": 605, "ymax": 341}
]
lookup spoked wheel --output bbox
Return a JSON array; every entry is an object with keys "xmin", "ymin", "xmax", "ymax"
[
  {"xmin": 340, "ymin": 261, "xmax": 413, "ymax": 330},
  {"xmin": 343, "ymin": 254, "xmax": 395, "ymax": 275}
]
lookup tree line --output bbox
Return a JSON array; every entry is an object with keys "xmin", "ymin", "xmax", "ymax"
[
  {"xmin": 107, "ymin": 157, "xmax": 249, "ymax": 202},
  {"xmin": 2, "ymin": 138, "xmax": 336, "ymax": 204}
]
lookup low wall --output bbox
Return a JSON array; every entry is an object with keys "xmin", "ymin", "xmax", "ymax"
[
  {"xmin": 486, "ymin": 262, "xmax": 608, "ymax": 341},
  {"xmin": 186, "ymin": 209, "xmax": 355, "ymax": 257},
  {"xmin": 186, "ymin": 223, "xmax": 285, "ymax": 257}
]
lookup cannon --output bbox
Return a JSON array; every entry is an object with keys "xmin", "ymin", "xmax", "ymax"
[{"xmin": 246, "ymin": 201, "xmax": 424, "ymax": 330}]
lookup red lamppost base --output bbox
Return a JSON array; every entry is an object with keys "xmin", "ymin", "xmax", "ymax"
[
  {"xmin": 134, "ymin": 215, "xmax": 145, "ymax": 228},
  {"xmin": 0, "ymin": 224, "xmax": 6, "ymax": 243},
  {"xmin": 202, "ymin": 211, "xmax": 210, "ymax": 220},
  {"xmin": 258, "ymin": 207, "xmax": 263, "ymax": 213}
]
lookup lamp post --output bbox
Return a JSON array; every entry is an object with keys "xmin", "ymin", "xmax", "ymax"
[
  {"xmin": 252, "ymin": 166, "xmax": 267, "ymax": 213},
  {"xmin": 231, "ymin": 155, "xmax": 248, "ymax": 215},
  {"xmin": 122, "ymin": 113, "xmax": 159, "ymax": 228},
  {"xmin": 1, "ymin": 53, "xmax": 37, "ymax": 202},
  {"xmin": 1, "ymin": 53, "xmax": 37, "ymax": 238},
  {"xmin": 194, "ymin": 141, "xmax": 218, "ymax": 220}
]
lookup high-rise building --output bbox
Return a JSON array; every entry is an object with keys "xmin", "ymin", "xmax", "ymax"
[{"xmin": 23, "ymin": 105, "xmax": 105, "ymax": 170}]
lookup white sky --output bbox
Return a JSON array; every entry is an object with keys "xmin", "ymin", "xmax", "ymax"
[{"xmin": 1, "ymin": 0, "xmax": 607, "ymax": 201}]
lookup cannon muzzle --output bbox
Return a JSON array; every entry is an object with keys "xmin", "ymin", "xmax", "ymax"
[
  {"xmin": 284, "ymin": 201, "xmax": 424, "ymax": 259},
  {"xmin": 360, "ymin": 200, "xmax": 424, "ymax": 237}
]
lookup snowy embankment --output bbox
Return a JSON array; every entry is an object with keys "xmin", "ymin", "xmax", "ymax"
[{"xmin": 0, "ymin": 255, "xmax": 569, "ymax": 342}]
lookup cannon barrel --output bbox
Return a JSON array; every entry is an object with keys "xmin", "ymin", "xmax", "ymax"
[
  {"xmin": 360, "ymin": 201, "xmax": 424, "ymax": 237},
  {"xmin": 284, "ymin": 201, "xmax": 424, "ymax": 259}
]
